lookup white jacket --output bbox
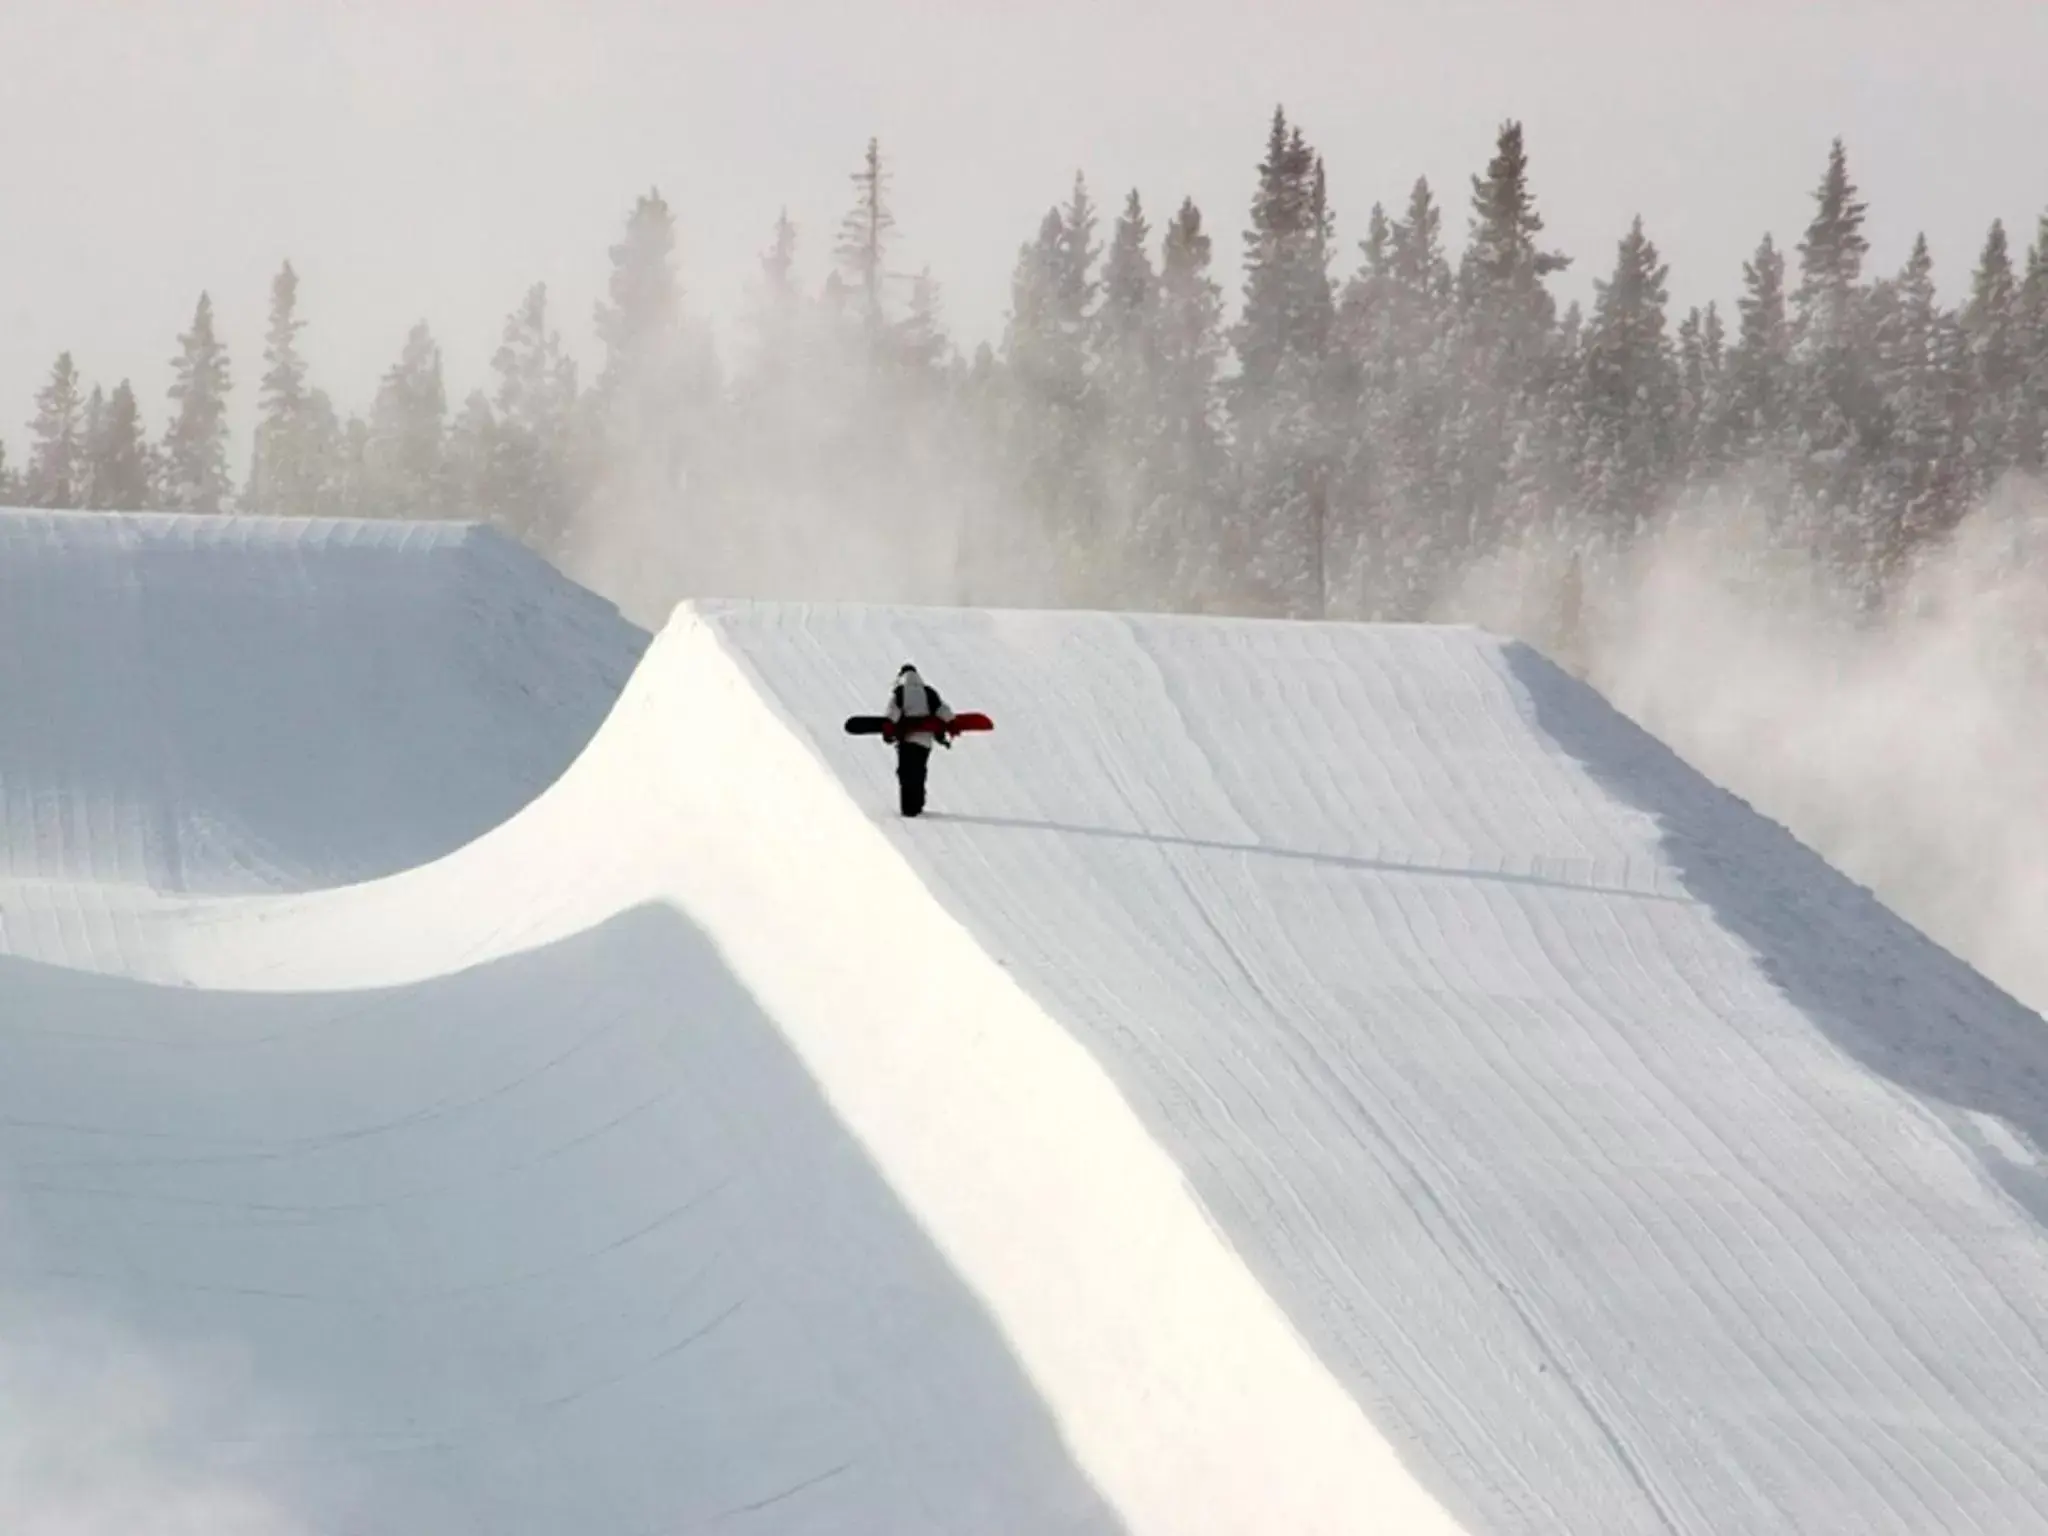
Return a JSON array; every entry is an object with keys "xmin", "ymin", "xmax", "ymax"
[{"xmin": 886, "ymin": 667, "xmax": 954, "ymax": 747}]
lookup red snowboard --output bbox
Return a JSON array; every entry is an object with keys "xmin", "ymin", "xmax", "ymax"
[{"xmin": 843, "ymin": 712, "xmax": 992, "ymax": 741}]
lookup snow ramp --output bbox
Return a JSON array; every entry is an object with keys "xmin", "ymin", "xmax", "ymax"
[{"xmin": 8, "ymin": 593, "xmax": 2048, "ymax": 1534}]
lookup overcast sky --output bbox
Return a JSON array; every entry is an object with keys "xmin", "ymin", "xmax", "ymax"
[{"xmin": 2, "ymin": 0, "xmax": 2044, "ymax": 455}]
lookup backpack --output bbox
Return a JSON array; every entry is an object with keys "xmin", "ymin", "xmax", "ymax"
[{"xmin": 891, "ymin": 679, "xmax": 946, "ymax": 734}]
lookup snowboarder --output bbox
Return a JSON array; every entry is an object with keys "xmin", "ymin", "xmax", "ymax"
[{"xmin": 885, "ymin": 662, "xmax": 955, "ymax": 817}]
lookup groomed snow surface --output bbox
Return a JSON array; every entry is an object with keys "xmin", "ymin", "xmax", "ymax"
[{"xmin": 4, "ymin": 512, "xmax": 2048, "ymax": 1534}]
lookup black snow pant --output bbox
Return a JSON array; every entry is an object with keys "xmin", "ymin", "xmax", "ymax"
[{"xmin": 895, "ymin": 741, "xmax": 931, "ymax": 816}]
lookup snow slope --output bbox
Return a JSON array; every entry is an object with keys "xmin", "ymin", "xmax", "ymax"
[
  {"xmin": 0, "ymin": 510, "xmax": 643, "ymax": 893},
  {"xmin": 6, "ymin": 563, "xmax": 2048, "ymax": 1533}
]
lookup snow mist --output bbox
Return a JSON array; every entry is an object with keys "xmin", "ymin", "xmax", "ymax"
[{"xmin": 1452, "ymin": 476, "xmax": 2048, "ymax": 1019}]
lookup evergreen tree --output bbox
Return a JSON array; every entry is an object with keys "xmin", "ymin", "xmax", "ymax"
[
  {"xmin": 1057, "ymin": 171, "xmax": 1102, "ymax": 335},
  {"xmin": 1094, "ymin": 189, "xmax": 1159, "ymax": 581},
  {"xmin": 595, "ymin": 188, "xmax": 689, "ymax": 445},
  {"xmin": 299, "ymin": 389, "xmax": 346, "ymax": 517},
  {"xmin": 1390, "ymin": 178, "xmax": 1456, "ymax": 358},
  {"xmin": 834, "ymin": 137, "xmax": 896, "ymax": 332},
  {"xmin": 489, "ymin": 283, "xmax": 580, "ymax": 551},
  {"xmin": 895, "ymin": 266, "xmax": 950, "ymax": 375},
  {"xmin": 1962, "ymin": 218, "xmax": 2024, "ymax": 488},
  {"xmin": 1578, "ymin": 217, "xmax": 1680, "ymax": 532},
  {"xmin": 1330, "ymin": 199, "xmax": 1395, "ymax": 613},
  {"xmin": 1793, "ymin": 139, "xmax": 1870, "ymax": 342},
  {"xmin": 1676, "ymin": 304, "xmax": 1731, "ymax": 484},
  {"xmin": 1231, "ymin": 106, "xmax": 1339, "ymax": 616},
  {"xmin": 749, "ymin": 209, "xmax": 803, "ymax": 378},
  {"xmin": 763, "ymin": 208, "xmax": 799, "ymax": 303},
  {"xmin": 1722, "ymin": 233, "xmax": 1793, "ymax": 461},
  {"xmin": 161, "ymin": 292, "xmax": 234, "ymax": 514},
  {"xmin": 1343, "ymin": 201, "xmax": 1397, "ymax": 354},
  {"xmin": 365, "ymin": 322, "xmax": 448, "ymax": 517},
  {"xmin": 25, "ymin": 352, "xmax": 86, "ymax": 508},
  {"xmin": 443, "ymin": 390, "xmax": 497, "ymax": 524},
  {"xmin": 1097, "ymin": 189, "xmax": 1156, "ymax": 407},
  {"xmin": 1361, "ymin": 177, "xmax": 1461, "ymax": 613},
  {"xmin": 1454, "ymin": 121, "xmax": 1570, "ymax": 553},
  {"xmin": 247, "ymin": 260, "xmax": 325, "ymax": 516},
  {"xmin": 1869, "ymin": 233, "xmax": 1969, "ymax": 572},
  {"xmin": 729, "ymin": 211, "xmax": 814, "ymax": 513},
  {"xmin": 1000, "ymin": 180, "xmax": 1102, "ymax": 573},
  {"xmin": 588, "ymin": 188, "xmax": 711, "ymax": 581},
  {"xmin": 1149, "ymin": 195, "xmax": 1228, "ymax": 605},
  {"xmin": 86, "ymin": 381, "xmax": 152, "ymax": 510},
  {"xmin": 2019, "ymin": 214, "xmax": 2048, "ymax": 476},
  {"xmin": 78, "ymin": 386, "xmax": 106, "ymax": 508},
  {"xmin": 325, "ymin": 410, "xmax": 373, "ymax": 520},
  {"xmin": 1698, "ymin": 303, "xmax": 1730, "ymax": 475},
  {"xmin": 1788, "ymin": 138, "xmax": 1878, "ymax": 572}
]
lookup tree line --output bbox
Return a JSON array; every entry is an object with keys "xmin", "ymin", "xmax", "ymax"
[{"xmin": 10, "ymin": 112, "xmax": 2047, "ymax": 625}]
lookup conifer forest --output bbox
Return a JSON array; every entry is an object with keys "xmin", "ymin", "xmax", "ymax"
[{"xmin": 13, "ymin": 112, "xmax": 2048, "ymax": 652}]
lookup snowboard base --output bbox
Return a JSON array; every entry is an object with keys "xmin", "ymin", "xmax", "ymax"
[{"xmin": 844, "ymin": 712, "xmax": 992, "ymax": 740}]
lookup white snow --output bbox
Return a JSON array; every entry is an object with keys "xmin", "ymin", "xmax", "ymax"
[
  {"xmin": 6, "ymin": 522, "xmax": 2048, "ymax": 1533},
  {"xmin": 0, "ymin": 511, "xmax": 643, "ymax": 894}
]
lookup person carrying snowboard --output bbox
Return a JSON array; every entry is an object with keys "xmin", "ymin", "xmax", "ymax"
[{"xmin": 885, "ymin": 662, "xmax": 955, "ymax": 817}]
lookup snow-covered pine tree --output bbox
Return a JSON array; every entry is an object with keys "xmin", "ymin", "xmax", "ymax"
[
  {"xmin": 87, "ymin": 381, "xmax": 152, "ymax": 510},
  {"xmin": 1148, "ymin": 195, "xmax": 1227, "ymax": 607},
  {"xmin": 1097, "ymin": 190, "xmax": 1156, "ymax": 415},
  {"xmin": 489, "ymin": 282, "xmax": 580, "ymax": 553},
  {"xmin": 365, "ymin": 322, "xmax": 448, "ymax": 518},
  {"xmin": 1000, "ymin": 180, "xmax": 1102, "ymax": 587},
  {"xmin": 1676, "ymin": 310, "xmax": 1708, "ymax": 482},
  {"xmin": 748, "ymin": 210, "xmax": 803, "ymax": 387},
  {"xmin": 161, "ymin": 292, "xmax": 234, "ymax": 514},
  {"xmin": 325, "ymin": 411, "xmax": 372, "ymax": 520},
  {"xmin": 299, "ymin": 390, "xmax": 345, "ymax": 516},
  {"xmin": 1868, "ymin": 233, "xmax": 1969, "ymax": 579},
  {"xmin": 1092, "ymin": 189, "xmax": 1159, "ymax": 598},
  {"xmin": 1677, "ymin": 303, "xmax": 1732, "ymax": 486},
  {"xmin": 586, "ymin": 187, "xmax": 718, "ymax": 604},
  {"xmin": 1332, "ymin": 201, "xmax": 1395, "ymax": 615},
  {"xmin": 1788, "ymin": 138, "xmax": 1878, "ymax": 580},
  {"xmin": 78, "ymin": 386, "xmax": 106, "ymax": 509},
  {"xmin": 890, "ymin": 266, "xmax": 954, "ymax": 406},
  {"xmin": 1721, "ymin": 233, "xmax": 1793, "ymax": 466},
  {"xmin": 1369, "ymin": 178, "xmax": 1461, "ymax": 614},
  {"xmin": 1453, "ymin": 121, "xmax": 1569, "ymax": 559},
  {"xmin": 595, "ymin": 188, "xmax": 697, "ymax": 465},
  {"xmin": 2019, "ymin": 215, "xmax": 2048, "ymax": 477},
  {"xmin": 1231, "ymin": 106, "xmax": 1338, "ymax": 617},
  {"xmin": 441, "ymin": 391, "xmax": 496, "ymax": 524},
  {"xmin": 1962, "ymin": 219, "xmax": 2024, "ymax": 492},
  {"xmin": 25, "ymin": 352, "xmax": 85, "ymax": 508},
  {"xmin": 246, "ymin": 261, "xmax": 326, "ymax": 517},
  {"xmin": 729, "ymin": 209, "xmax": 816, "ymax": 508},
  {"xmin": 727, "ymin": 210, "xmax": 813, "ymax": 541},
  {"xmin": 834, "ymin": 138, "xmax": 896, "ymax": 337},
  {"xmin": 1578, "ymin": 217, "xmax": 1680, "ymax": 535}
]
